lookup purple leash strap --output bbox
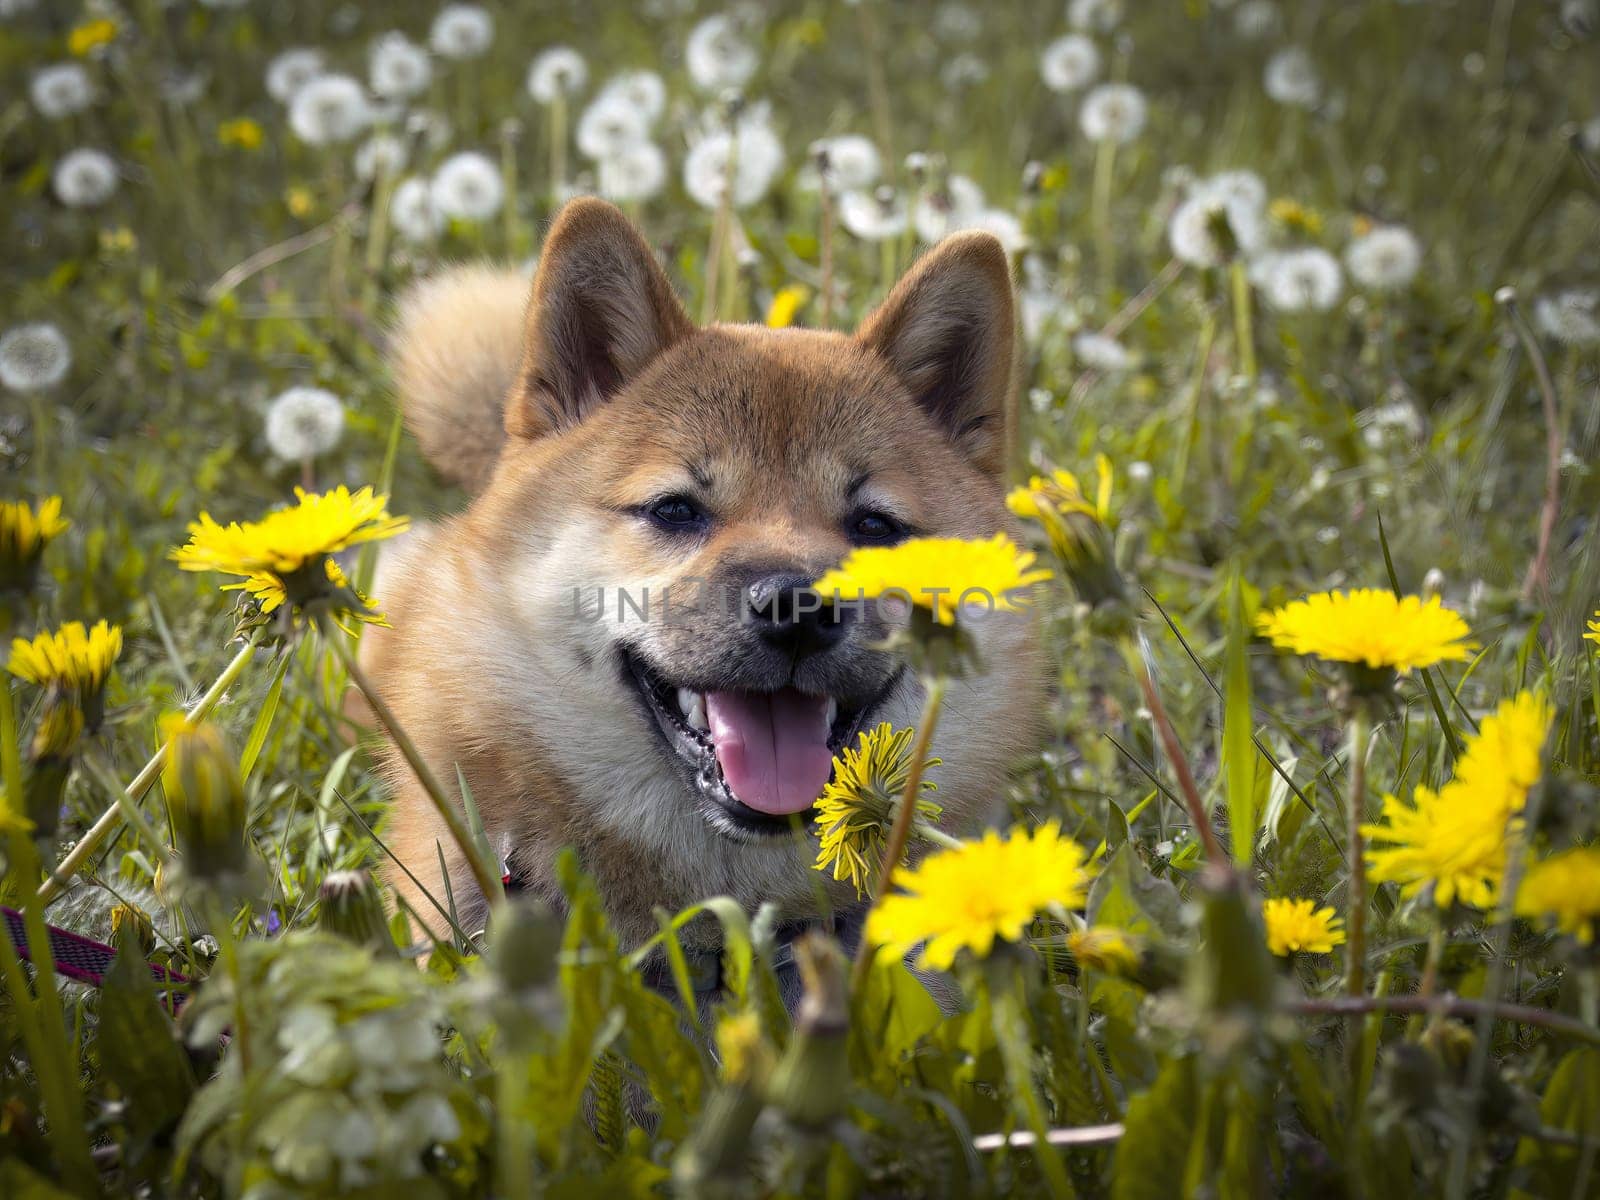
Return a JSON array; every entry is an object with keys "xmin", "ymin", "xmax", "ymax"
[{"xmin": 1, "ymin": 904, "xmax": 189, "ymax": 1011}]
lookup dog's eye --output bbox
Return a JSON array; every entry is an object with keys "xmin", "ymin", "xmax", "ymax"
[
  {"xmin": 849, "ymin": 510, "xmax": 905, "ymax": 544},
  {"xmin": 645, "ymin": 495, "xmax": 708, "ymax": 532}
]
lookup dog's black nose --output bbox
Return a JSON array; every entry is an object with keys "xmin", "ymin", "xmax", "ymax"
[{"xmin": 745, "ymin": 572, "xmax": 850, "ymax": 653}]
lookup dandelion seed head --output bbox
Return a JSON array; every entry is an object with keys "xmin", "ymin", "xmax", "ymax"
[
  {"xmin": 597, "ymin": 70, "xmax": 667, "ymax": 123},
  {"xmin": 368, "ymin": 33, "xmax": 432, "ymax": 101},
  {"xmin": 576, "ymin": 93, "xmax": 650, "ymax": 161},
  {"xmin": 354, "ymin": 132, "xmax": 408, "ymax": 181},
  {"xmin": 527, "ymin": 46, "xmax": 588, "ymax": 104},
  {"xmin": 810, "ymin": 134, "xmax": 880, "ymax": 191},
  {"xmin": 968, "ymin": 209, "xmax": 1028, "ymax": 254},
  {"xmin": 52, "ymin": 148, "xmax": 118, "ymax": 208},
  {"xmin": 1079, "ymin": 82, "xmax": 1148, "ymax": 144},
  {"xmin": 30, "ymin": 62, "xmax": 94, "ymax": 118},
  {"xmin": 1263, "ymin": 246, "xmax": 1343, "ymax": 313},
  {"xmin": 1264, "ymin": 45, "xmax": 1319, "ymax": 107},
  {"xmin": 1345, "ymin": 225, "xmax": 1421, "ymax": 292},
  {"xmin": 405, "ymin": 107, "xmax": 453, "ymax": 153},
  {"xmin": 429, "ymin": 4, "xmax": 494, "ymax": 60},
  {"xmin": 265, "ymin": 386, "xmax": 346, "ymax": 462},
  {"xmin": 934, "ymin": 3, "xmax": 982, "ymax": 40},
  {"xmin": 1233, "ymin": 0, "xmax": 1279, "ymax": 37},
  {"xmin": 288, "ymin": 74, "xmax": 371, "ymax": 146},
  {"xmin": 940, "ymin": 53, "xmax": 990, "ymax": 89},
  {"xmin": 1069, "ymin": 0, "xmax": 1124, "ymax": 32},
  {"xmin": 0, "ymin": 323, "xmax": 72, "ymax": 393},
  {"xmin": 1073, "ymin": 331, "xmax": 1134, "ymax": 372},
  {"xmin": 683, "ymin": 113, "xmax": 785, "ymax": 210},
  {"xmin": 596, "ymin": 141, "xmax": 667, "ymax": 203},
  {"xmin": 1168, "ymin": 187, "xmax": 1265, "ymax": 267},
  {"xmin": 686, "ymin": 13, "xmax": 759, "ymax": 92},
  {"xmin": 839, "ymin": 187, "xmax": 908, "ymax": 241},
  {"xmin": 390, "ymin": 176, "xmax": 444, "ymax": 243},
  {"xmin": 912, "ymin": 173, "xmax": 985, "ymax": 243},
  {"xmin": 266, "ymin": 47, "xmax": 326, "ymax": 103},
  {"xmin": 1533, "ymin": 289, "xmax": 1600, "ymax": 346},
  {"xmin": 430, "ymin": 151, "xmax": 504, "ymax": 221},
  {"xmin": 1040, "ymin": 34, "xmax": 1100, "ymax": 92}
]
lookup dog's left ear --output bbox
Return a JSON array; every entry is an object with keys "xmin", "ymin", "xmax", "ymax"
[
  {"xmin": 509, "ymin": 198, "xmax": 694, "ymax": 439},
  {"xmin": 856, "ymin": 232, "xmax": 1014, "ymax": 478}
]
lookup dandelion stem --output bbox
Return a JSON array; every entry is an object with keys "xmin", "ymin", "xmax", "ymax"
[
  {"xmin": 323, "ymin": 623, "xmax": 503, "ymax": 908},
  {"xmin": 993, "ymin": 963, "xmax": 1076, "ymax": 1199},
  {"xmin": 549, "ymin": 94, "xmax": 568, "ymax": 210},
  {"xmin": 500, "ymin": 121, "xmax": 521, "ymax": 257},
  {"xmin": 1127, "ymin": 636, "xmax": 1226, "ymax": 864},
  {"xmin": 1228, "ymin": 259, "xmax": 1257, "ymax": 488},
  {"xmin": 38, "ymin": 638, "xmax": 260, "ymax": 905},
  {"xmin": 1091, "ymin": 138, "xmax": 1118, "ymax": 292},
  {"xmin": 850, "ymin": 674, "xmax": 947, "ymax": 993},
  {"xmin": 361, "ymin": 164, "xmax": 398, "ymax": 313},
  {"xmin": 819, "ymin": 184, "xmax": 836, "ymax": 329},
  {"xmin": 1407, "ymin": 914, "xmax": 1448, "ymax": 1039},
  {"xmin": 1498, "ymin": 289, "xmax": 1562, "ymax": 605},
  {"xmin": 1344, "ymin": 706, "xmax": 1370, "ymax": 1000}
]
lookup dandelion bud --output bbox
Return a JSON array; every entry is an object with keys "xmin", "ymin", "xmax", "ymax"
[
  {"xmin": 765, "ymin": 935, "xmax": 851, "ymax": 1129},
  {"xmin": 487, "ymin": 896, "xmax": 562, "ymax": 998},
  {"xmin": 317, "ymin": 869, "xmax": 396, "ymax": 956},
  {"xmin": 0, "ymin": 497, "xmax": 69, "ymax": 594},
  {"xmin": 111, "ymin": 903, "xmax": 156, "ymax": 957},
  {"xmin": 163, "ymin": 716, "xmax": 249, "ymax": 884}
]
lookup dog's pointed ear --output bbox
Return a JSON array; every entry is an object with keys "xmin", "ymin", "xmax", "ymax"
[
  {"xmin": 509, "ymin": 198, "xmax": 694, "ymax": 439},
  {"xmin": 856, "ymin": 232, "xmax": 1015, "ymax": 478}
]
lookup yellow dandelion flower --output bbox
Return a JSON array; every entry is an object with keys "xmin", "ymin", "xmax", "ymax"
[
  {"xmin": 1, "ymin": 496, "xmax": 70, "ymax": 589},
  {"xmin": 1006, "ymin": 458, "xmax": 1125, "ymax": 608},
  {"xmin": 812, "ymin": 533, "xmax": 1051, "ymax": 627},
  {"xmin": 1262, "ymin": 898, "xmax": 1346, "ymax": 956},
  {"xmin": 1451, "ymin": 691, "xmax": 1552, "ymax": 800},
  {"xmin": 1517, "ymin": 846, "xmax": 1600, "ymax": 944},
  {"xmin": 812, "ymin": 722, "xmax": 942, "ymax": 899},
  {"xmin": 285, "ymin": 186, "xmax": 315, "ymax": 218},
  {"xmin": 218, "ymin": 118, "xmax": 265, "ymax": 150},
  {"xmin": 1256, "ymin": 588, "xmax": 1474, "ymax": 674},
  {"xmin": 764, "ymin": 283, "xmax": 809, "ymax": 329},
  {"xmin": 1268, "ymin": 197, "xmax": 1324, "ymax": 236},
  {"xmin": 68, "ymin": 18, "xmax": 117, "ymax": 57},
  {"xmin": 1584, "ymin": 610, "xmax": 1599, "ymax": 652},
  {"xmin": 171, "ymin": 486, "xmax": 407, "ymax": 628},
  {"xmin": 867, "ymin": 822, "xmax": 1092, "ymax": 970},
  {"xmin": 1065, "ymin": 925, "xmax": 1140, "ymax": 974},
  {"xmin": 1364, "ymin": 783, "xmax": 1513, "ymax": 910},
  {"xmin": 1364, "ymin": 690, "xmax": 1549, "ymax": 909},
  {"xmin": 8, "ymin": 619, "xmax": 123, "ymax": 695}
]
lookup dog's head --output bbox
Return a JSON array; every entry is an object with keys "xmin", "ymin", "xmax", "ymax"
[{"xmin": 448, "ymin": 200, "xmax": 1041, "ymax": 900}]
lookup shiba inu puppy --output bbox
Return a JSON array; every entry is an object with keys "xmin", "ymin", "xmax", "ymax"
[{"xmin": 365, "ymin": 198, "xmax": 1044, "ymax": 971}]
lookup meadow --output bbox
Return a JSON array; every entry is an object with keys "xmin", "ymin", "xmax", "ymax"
[{"xmin": 4, "ymin": 1, "xmax": 1600, "ymax": 1196}]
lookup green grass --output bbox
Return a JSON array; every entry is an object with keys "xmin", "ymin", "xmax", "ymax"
[{"xmin": 3, "ymin": 1, "xmax": 1600, "ymax": 1196}]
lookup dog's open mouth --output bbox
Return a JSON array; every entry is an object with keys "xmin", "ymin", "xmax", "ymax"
[{"xmin": 621, "ymin": 650, "xmax": 898, "ymax": 835}]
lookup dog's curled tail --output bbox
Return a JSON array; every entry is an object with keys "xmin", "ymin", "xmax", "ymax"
[{"xmin": 390, "ymin": 265, "xmax": 528, "ymax": 493}]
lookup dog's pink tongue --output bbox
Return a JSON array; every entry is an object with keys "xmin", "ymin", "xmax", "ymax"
[{"xmin": 705, "ymin": 689, "xmax": 834, "ymax": 816}]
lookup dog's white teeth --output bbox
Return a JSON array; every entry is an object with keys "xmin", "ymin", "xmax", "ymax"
[
  {"xmin": 824, "ymin": 697, "xmax": 839, "ymax": 727},
  {"xmin": 678, "ymin": 688, "xmax": 709, "ymax": 732}
]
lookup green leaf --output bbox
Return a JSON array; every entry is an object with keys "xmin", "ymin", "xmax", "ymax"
[
  {"xmin": 1112, "ymin": 1055, "xmax": 1198, "ymax": 1200},
  {"xmin": 1513, "ymin": 1046, "xmax": 1600, "ymax": 1199},
  {"xmin": 860, "ymin": 954, "xmax": 945, "ymax": 1062},
  {"xmin": 1088, "ymin": 843, "xmax": 1183, "ymax": 940},
  {"xmin": 238, "ymin": 649, "xmax": 292, "ymax": 780},
  {"xmin": 1222, "ymin": 568, "xmax": 1259, "ymax": 867}
]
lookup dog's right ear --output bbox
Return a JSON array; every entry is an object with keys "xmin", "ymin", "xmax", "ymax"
[{"xmin": 508, "ymin": 198, "xmax": 694, "ymax": 440}]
